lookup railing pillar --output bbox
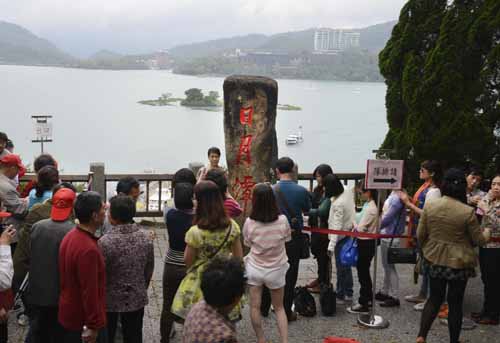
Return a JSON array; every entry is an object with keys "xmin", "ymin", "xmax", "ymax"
[
  {"xmin": 90, "ymin": 163, "xmax": 106, "ymax": 199},
  {"xmin": 189, "ymin": 162, "xmax": 204, "ymax": 179}
]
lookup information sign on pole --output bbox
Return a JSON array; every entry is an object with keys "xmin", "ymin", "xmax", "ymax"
[
  {"xmin": 31, "ymin": 115, "xmax": 53, "ymax": 154},
  {"xmin": 365, "ymin": 159, "xmax": 404, "ymax": 190},
  {"xmin": 33, "ymin": 121, "xmax": 53, "ymax": 141}
]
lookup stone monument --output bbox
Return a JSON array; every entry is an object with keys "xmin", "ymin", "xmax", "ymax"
[{"xmin": 223, "ymin": 75, "xmax": 278, "ymax": 217}]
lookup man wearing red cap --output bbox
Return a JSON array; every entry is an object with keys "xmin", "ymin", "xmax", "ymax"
[
  {"xmin": 0, "ymin": 154, "xmax": 28, "ymax": 231},
  {"xmin": 25, "ymin": 188, "xmax": 76, "ymax": 343}
]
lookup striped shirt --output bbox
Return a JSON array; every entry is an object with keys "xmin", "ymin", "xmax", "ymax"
[{"xmin": 243, "ymin": 215, "xmax": 291, "ymax": 269}]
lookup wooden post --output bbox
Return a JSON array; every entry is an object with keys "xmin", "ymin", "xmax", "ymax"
[{"xmin": 90, "ymin": 163, "xmax": 106, "ymax": 199}]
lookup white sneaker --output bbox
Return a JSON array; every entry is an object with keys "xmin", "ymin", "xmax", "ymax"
[
  {"xmin": 17, "ymin": 314, "xmax": 28, "ymax": 326},
  {"xmin": 414, "ymin": 301, "xmax": 426, "ymax": 311}
]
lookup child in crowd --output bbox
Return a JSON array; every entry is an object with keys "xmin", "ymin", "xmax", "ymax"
[{"xmin": 183, "ymin": 257, "xmax": 246, "ymax": 343}]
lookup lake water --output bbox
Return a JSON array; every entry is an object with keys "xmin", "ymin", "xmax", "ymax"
[{"xmin": 1, "ymin": 65, "xmax": 387, "ymax": 174}]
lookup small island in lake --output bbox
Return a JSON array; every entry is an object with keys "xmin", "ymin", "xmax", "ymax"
[
  {"xmin": 138, "ymin": 93, "xmax": 183, "ymax": 106},
  {"xmin": 278, "ymin": 104, "xmax": 302, "ymax": 111},
  {"xmin": 138, "ymin": 88, "xmax": 222, "ymax": 108}
]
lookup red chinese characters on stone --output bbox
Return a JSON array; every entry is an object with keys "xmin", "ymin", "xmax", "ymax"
[
  {"xmin": 232, "ymin": 176, "xmax": 256, "ymax": 211},
  {"xmin": 240, "ymin": 107, "xmax": 253, "ymax": 126},
  {"xmin": 236, "ymin": 135, "xmax": 253, "ymax": 166}
]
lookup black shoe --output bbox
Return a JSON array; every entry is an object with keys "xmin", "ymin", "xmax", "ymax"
[
  {"xmin": 375, "ymin": 292, "xmax": 391, "ymax": 302},
  {"xmin": 287, "ymin": 311, "xmax": 298, "ymax": 322},
  {"xmin": 380, "ymin": 297, "xmax": 400, "ymax": 307},
  {"xmin": 347, "ymin": 303, "xmax": 370, "ymax": 314}
]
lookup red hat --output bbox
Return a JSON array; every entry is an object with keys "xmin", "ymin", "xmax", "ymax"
[
  {"xmin": 0, "ymin": 212, "xmax": 11, "ymax": 219},
  {"xmin": 51, "ymin": 188, "xmax": 76, "ymax": 221},
  {"xmin": 0, "ymin": 154, "xmax": 26, "ymax": 176}
]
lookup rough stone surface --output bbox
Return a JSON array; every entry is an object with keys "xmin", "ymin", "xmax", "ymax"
[
  {"xmin": 9, "ymin": 226, "xmax": 500, "ymax": 342},
  {"xmin": 223, "ymin": 75, "xmax": 278, "ymax": 217}
]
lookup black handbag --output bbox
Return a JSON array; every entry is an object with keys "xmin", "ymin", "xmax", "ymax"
[
  {"xmin": 387, "ymin": 244, "xmax": 417, "ymax": 264},
  {"xmin": 275, "ymin": 186, "xmax": 310, "ymax": 260},
  {"xmin": 319, "ymin": 283, "xmax": 336, "ymax": 316},
  {"xmin": 387, "ymin": 213, "xmax": 417, "ymax": 264},
  {"xmin": 293, "ymin": 287, "xmax": 316, "ymax": 317}
]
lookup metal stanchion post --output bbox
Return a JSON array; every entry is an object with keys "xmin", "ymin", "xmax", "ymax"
[{"xmin": 358, "ymin": 191, "xmax": 389, "ymax": 329}]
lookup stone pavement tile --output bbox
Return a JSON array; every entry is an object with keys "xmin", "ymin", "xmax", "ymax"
[{"xmin": 8, "ymin": 227, "xmax": 500, "ymax": 343}]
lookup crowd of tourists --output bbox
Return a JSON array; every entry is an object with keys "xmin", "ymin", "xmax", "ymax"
[{"xmin": 0, "ymin": 131, "xmax": 499, "ymax": 343}]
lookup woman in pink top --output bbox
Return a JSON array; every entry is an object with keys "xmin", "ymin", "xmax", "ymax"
[{"xmin": 244, "ymin": 183, "xmax": 291, "ymax": 343}]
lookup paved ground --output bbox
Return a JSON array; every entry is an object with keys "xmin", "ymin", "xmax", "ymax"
[{"xmin": 9, "ymin": 225, "xmax": 500, "ymax": 343}]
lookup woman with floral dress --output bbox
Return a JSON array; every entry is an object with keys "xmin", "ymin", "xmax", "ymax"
[{"xmin": 171, "ymin": 181, "xmax": 243, "ymax": 321}]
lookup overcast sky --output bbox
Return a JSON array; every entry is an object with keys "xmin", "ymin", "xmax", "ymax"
[{"xmin": 1, "ymin": 0, "xmax": 407, "ymax": 57}]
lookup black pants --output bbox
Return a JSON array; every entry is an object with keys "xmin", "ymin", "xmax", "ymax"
[
  {"xmin": 30, "ymin": 305, "xmax": 65, "ymax": 343},
  {"xmin": 0, "ymin": 322, "xmax": 7, "ymax": 343},
  {"xmin": 107, "ymin": 308, "xmax": 144, "ymax": 343},
  {"xmin": 479, "ymin": 248, "xmax": 500, "ymax": 320},
  {"xmin": 160, "ymin": 263, "xmax": 186, "ymax": 343},
  {"xmin": 356, "ymin": 240, "xmax": 376, "ymax": 306},
  {"xmin": 311, "ymin": 232, "xmax": 331, "ymax": 284},
  {"xmin": 418, "ymin": 276, "xmax": 467, "ymax": 343},
  {"xmin": 61, "ymin": 328, "xmax": 107, "ymax": 343},
  {"xmin": 261, "ymin": 235, "xmax": 302, "ymax": 315}
]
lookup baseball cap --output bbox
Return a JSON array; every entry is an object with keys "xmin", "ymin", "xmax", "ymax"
[
  {"xmin": 0, "ymin": 154, "xmax": 26, "ymax": 176},
  {"xmin": 0, "ymin": 212, "xmax": 11, "ymax": 219},
  {"xmin": 51, "ymin": 188, "xmax": 76, "ymax": 221}
]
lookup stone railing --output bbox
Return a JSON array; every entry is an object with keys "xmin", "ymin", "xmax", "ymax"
[{"xmin": 20, "ymin": 163, "xmax": 365, "ymax": 217}]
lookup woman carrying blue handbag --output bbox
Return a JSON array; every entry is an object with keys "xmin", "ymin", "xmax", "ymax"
[{"xmin": 327, "ymin": 175, "xmax": 357, "ymax": 305}]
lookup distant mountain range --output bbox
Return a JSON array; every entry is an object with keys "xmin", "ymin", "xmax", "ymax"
[
  {"xmin": 0, "ymin": 21, "xmax": 73, "ymax": 65},
  {"xmin": 168, "ymin": 21, "xmax": 397, "ymax": 60},
  {"xmin": 0, "ymin": 20, "xmax": 396, "ymax": 81}
]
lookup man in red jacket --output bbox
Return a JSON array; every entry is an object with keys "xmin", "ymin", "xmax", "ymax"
[{"xmin": 58, "ymin": 191, "xmax": 107, "ymax": 343}]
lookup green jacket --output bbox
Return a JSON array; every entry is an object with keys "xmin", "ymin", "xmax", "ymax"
[
  {"xmin": 308, "ymin": 197, "xmax": 331, "ymax": 228},
  {"xmin": 13, "ymin": 200, "xmax": 52, "ymax": 292}
]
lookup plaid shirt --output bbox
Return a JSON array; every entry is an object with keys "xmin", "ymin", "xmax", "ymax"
[{"xmin": 183, "ymin": 301, "xmax": 237, "ymax": 343}]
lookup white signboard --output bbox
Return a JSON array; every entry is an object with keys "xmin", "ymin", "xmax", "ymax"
[
  {"xmin": 34, "ymin": 122, "xmax": 53, "ymax": 140},
  {"xmin": 365, "ymin": 159, "xmax": 404, "ymax": 190}
]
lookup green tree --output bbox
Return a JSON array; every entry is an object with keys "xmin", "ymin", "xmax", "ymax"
[
  {"xmin": 379, "ymin": 0, "xmax": 447, "ymax": 178},
  {"xmin": 379, "ymin": 0, "xmax": 500, "ymax": 182},
  {"xmin": 184, "ymin": 88, "xmax": 204, "ymax": 102}
]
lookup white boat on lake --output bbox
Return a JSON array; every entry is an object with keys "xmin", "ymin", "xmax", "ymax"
[{"xmin": 286, "ymin": 126, "xmax": 304, "ymax": 145}]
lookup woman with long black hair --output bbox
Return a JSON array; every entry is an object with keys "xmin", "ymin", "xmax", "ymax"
[{"xmin": 306, "ymin": 164, "xmax": 333, "ymax": 293}]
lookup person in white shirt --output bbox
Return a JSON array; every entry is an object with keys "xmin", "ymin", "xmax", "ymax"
[
  {"xmin": 0, "ymin": 222, "xmax": 15, "ymax": 291},
  {"xmin": 347, "ymin": 187, "xmax": 379, "ymax": 314},
  {"xmin": 327, "ymin": 175, "xmax": 356, "ymax": 304}
]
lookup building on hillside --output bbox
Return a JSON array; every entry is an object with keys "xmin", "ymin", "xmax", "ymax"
[{"xmin": 314, "ymin": 29, "xmax": 360, "ymax": 52}]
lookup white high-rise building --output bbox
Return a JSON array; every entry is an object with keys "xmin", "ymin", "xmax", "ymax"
[{"xmin": 314, "ymin": 29, "xmax": 360, "ymax": 52}]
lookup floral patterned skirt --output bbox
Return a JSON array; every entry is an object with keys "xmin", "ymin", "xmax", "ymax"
[
  {"xmin": 423, "ymin": 259, "xmax": 476, "ymax": 281},
  {"xmin": 171, "ymin": 264, "xmax": 243, "ymax": 321}
]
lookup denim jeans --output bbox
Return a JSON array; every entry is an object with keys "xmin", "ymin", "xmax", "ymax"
[{"xmin": 334, "ymin": 237, "xmax": 353, "ymax": 299}]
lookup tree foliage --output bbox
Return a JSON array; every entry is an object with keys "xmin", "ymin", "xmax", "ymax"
[
  {"xmin": 181, "ymin": 89, "xmax": 221, "ymax": 107},
  {"xmin": 380, "ymin": 0, "xmax": 500, "ymax": 181}
]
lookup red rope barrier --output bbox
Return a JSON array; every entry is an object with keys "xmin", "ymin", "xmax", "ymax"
[
  {"xmin": 303, "ymin": 226, "xmax": 410, "ymax": 239},
  {"xmin": 303, "ymin": 226, "xmax": 500, "ymax": 242}
]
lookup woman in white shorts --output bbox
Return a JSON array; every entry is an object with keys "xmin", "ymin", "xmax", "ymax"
[{"xmin": 244, "ymin": 183, "xmax": 291, "ymax": 343}]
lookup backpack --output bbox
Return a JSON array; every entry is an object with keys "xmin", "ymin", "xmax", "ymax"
[
  {"xmin": 293, "ymin": 286, "xmax": 316, "ymax": 317},
  {"xmin": 319, "ymin": 283, "xmax": 336, "ymax": 316}
]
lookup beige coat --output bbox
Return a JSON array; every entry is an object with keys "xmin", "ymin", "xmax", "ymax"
[{"xmin": 417, "ymin": 196, "xmax": 488, "ymax": 270}]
